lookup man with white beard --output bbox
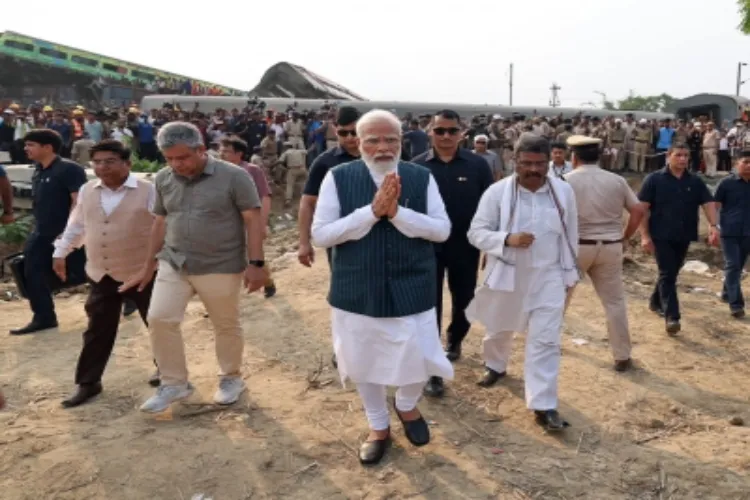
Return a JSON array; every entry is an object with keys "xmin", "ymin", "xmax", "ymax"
[
  {"xmin": 312, "ymin": 109, "xmax": 453, "ymax": 465},
  {"xmin": 465, "ymin": 133, "xmax": 580, "ymax": 432}
]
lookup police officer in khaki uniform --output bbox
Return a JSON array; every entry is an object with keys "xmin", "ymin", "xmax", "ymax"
[
  {"xmin": 284, "ymin": 113, "xmax": 306, "ymax": 150},
  {"xmin": 631, "ymin": 119, "xmax": 652, "ymax": 173},
  {"xmin": 277, "ymin": 142, "xmax": 307, "ymax": 206},
  {"xmin": 260, "ymin": 129, "xmax": 279, "ymax": 178},
  {"xmin": 607, "ymin": 119, "xmax": 628, "ymax": 171},
  {"xmin": 564, "ymin": 135, "xmax": 646, "ymax": 372}
]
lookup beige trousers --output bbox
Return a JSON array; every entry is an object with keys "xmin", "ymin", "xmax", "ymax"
[
  {"xmin": 566, "ymin": 243, "xmax": 631, "ymax": 361},
  {"xmin": 285, "ymin": 166, "xmax": 307, "ymax": 202},
  {"xmin": 147, "ymin": 262, "xmax": 244, "ymax": 386},
  {"xmin": 633, "ymin": 142, "xmax": 648, "ymax": 172},
  {"xmin": 704, "ymin": 149, "xmax": 718, "ymax": 176},
  {"xmin": 288, "ymin": 136, "xmax": 305, "ymax": 150}
]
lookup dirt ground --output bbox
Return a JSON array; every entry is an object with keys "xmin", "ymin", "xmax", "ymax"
[{"xmin": 2, "ymin": 186, "xmax": 750, "ymax": 500}]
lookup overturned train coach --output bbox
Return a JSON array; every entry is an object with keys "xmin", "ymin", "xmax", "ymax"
[{"xmin": 140, "ymin": 95, "xmax": 674, "ymax": 122}]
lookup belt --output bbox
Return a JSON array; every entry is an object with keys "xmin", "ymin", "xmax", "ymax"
[{"xmin": 579, "ymin": 238, "xmax": 623, "ymax": 245}]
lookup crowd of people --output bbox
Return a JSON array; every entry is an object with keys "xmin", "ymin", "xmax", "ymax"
[{"xmin": 1, "ymin": 102, "xmax": 749, "ymax": 468}]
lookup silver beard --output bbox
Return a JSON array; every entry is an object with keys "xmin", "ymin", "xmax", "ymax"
[{"xmin": 361, "ymin": 151, "xmax": 400, "ymax": 175}]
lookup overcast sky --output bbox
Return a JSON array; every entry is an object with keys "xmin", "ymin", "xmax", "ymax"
[{"xmin": 2, "ymin": 0, "xmax": 749, "ymax": 107}]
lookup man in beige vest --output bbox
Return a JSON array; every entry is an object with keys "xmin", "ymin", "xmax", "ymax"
[
  {"xmin": 564, "ymin": 136, "xmax": 646, "ymax": 372},
  {"xmin": 607, "ymin": 120, "xmax": 628, "ymax": 171},
  {"xmin": 53, "ymin": 140, "xmax": 157, "ymax": 407}
]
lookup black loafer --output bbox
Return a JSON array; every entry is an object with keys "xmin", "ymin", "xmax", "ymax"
[
  {"xmin": 264, "ymin": 284, "xmax": 277, "ymax": 298},
  {"xmin": 534, "ymin": 409, "xmax": 568, "ymax": 432},
  {"xmin": 445, "ymin": 342, "xmax": 462, "ymax": 362},
  {"xmin": 358, "ymin": 430, "xmax": 391, "ymax": 465},
  {"xmin": 10, "ymin": 320, "xmax": 58, "ymax": 336},
  {"xmin": 392, "ymin": 398, "xmax": 430, "ymax": 446},
  {"xmin": 61, "ymin": 383, "xmax": 102, "ymax": 408},
  {"xmin": 477, "ymin": 367, "xmax": 507, "ymax": 387},
  {"xmin": 423, "ymin": 376, "xmax": 444, "ymax": 398}
]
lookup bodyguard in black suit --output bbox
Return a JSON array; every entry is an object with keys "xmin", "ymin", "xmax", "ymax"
[{"xmin": 412, "ymin": 110, "xmax": 494, "ymax": 397}]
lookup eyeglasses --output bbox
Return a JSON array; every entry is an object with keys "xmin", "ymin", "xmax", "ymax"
[
  {"xmin": 516, "ymin": 160, "xmax": 547, "ymax": 168},
  {"xmin": 337, "ymin": 129, "xmax": 356, "ymax": 137},
  {"xmin": 433, "ymin": 127, "xmax": 461, "ymax": 136},
  {"xmin": 90, "ymin": 158, "xmax": 122, "ymax": 167}
]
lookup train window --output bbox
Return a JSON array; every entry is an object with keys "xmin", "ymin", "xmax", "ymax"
[
  {"xmin": 39, "ymin": 47, "xmax": 68, "ymax": 59},
  {"xmin": 102, "ymin": 62, "xmax": 123, "ymax": 73},
  {"xmin": 131, "ymin": 70, "xmax": 155, "ymax": 80},
  {"xmin": 71, "ymin": 55, "xmax": 98, "ymax": 67},
  {"xmin": 4, "ymin": 40, "xmax": 34, "ymax": 51}
]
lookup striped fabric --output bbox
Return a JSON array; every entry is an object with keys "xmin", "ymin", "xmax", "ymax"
[{"xmin": 329, "ymin": 160, "xmax": 436, "ymax": 318}]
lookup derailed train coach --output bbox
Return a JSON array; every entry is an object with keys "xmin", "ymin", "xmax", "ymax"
[{"xmin": 140, "ymin": 95, "xmax": 674, "ymax": 121}]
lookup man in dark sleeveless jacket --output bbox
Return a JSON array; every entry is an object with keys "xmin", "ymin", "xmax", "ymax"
[{"xmin": 311, "ymin": 109, "xmax": 453, "ymax": 466}]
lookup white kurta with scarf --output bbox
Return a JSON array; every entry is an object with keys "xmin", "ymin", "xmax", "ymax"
[
  {"xmin": 466, "ymin": 174, "xmax": 579, "ymax": 332},
  {"xmin": 466, "ymin": 175, "xmax": 579, "ymax": 410},
  {"xmin": 312, "ymin": 166, "xmax": 455, "ymax": 388}
]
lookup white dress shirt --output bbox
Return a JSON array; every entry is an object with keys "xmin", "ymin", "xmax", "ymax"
[
  {"xmin": 311, "ymin": 164, "xmax": 454, "ymax": 387},
  {"xmin": 53, "ymin": 174, "xmax": 156, "ymax": 259}
]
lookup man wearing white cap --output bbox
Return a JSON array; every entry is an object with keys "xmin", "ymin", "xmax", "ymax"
[
  {"xmin": 564, "ymin": 136, "xmax": 645, "ymax": 371},
  {"xmin": 472, "ymin": 134, "xmax": 502, "ymax": 181}
]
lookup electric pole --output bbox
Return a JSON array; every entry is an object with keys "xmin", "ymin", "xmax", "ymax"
[
  {"xmin": 549, "ymin": 82, "xmax": 561, "ymax": 108},
  {"xmin": 737, "ymin": 62, "xmax": 747, "ymax": 96},
  {"xmin": 509, "ymin": 63, "xmax": 514, "ymax": 106}
]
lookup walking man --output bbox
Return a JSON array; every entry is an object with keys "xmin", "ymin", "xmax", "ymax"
[
  {"xmin": 53, "ymin": 140, "xmax": 159, "ymax": 407},
  {"xmin": 312, "ymin": 110, "xmax": 453, "ymax": 465},
  {"xmin": 466, "ymin": 134, "xmax": 580, "ymax": 432},
  {"xmin": 564, "ymin": 136, "xmax": 645, "ymax": 371},
  {"xmin": 120, "ymin": 122, "xmax": 267, "ymax": 413}
]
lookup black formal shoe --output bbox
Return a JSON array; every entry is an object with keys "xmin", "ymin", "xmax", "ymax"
[
  {"xmin": 392, "ymin": 399, "xmax": 430, "ymax": 446},
  {"xmin": 445, "ymin": 342, "xmax": 462, "ymax": 362},
  {"xmin": 10, "ymin": 320, "xmax": 58, "ymax": 336},
  {"xmin": 358, "ymin": 430, "xmax": 391, "ymax": 466},
  {"xmin": 534, "ymin": 409, "xmax": 568, "ymax": 432},
  {"xmin": 148, "ymin": 369, "xmax": 161, "ymax": 387},
  {"xmin": 331, "ymin": 353, "xmax": 338, "ymax": 369},
  {"xmin": 61, "ymin": 383, "xmax": 102, "ymax": 408},
  {"xmin": 423, "ymin": 376, "xmax": 444, "ymax": 398},
  {"xmin": 122, "ymin": 300, "xmax": 137, "ymax": 317},
  {"xmin": 731, "ymin": 308, "xmax": 746, "ymax": 319},
  {"xmin": 264, "ymin": 284, "xmax": 277, "ymax": 299},
  {"xmin": 649, "ymin": 304, "xmax": 665, "ymax": 317},
  {"xmin": 477, "ymin": 367, "xmax": 507, "ymax": 387},
  {"xmin": 614, "ymin": 359, "xmax": 633, "ymax": 372},
  {"xmin": 665, "ymin": 320, "xmax": 681, "ymax": 335}
]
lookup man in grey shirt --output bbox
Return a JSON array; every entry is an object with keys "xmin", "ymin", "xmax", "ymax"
[
  {"xmin": 120, "ymin": 121, "xmax": 266, "ymax": 413},
  {"xmin": 472, "ymin": 134, "xmax": 502, "ymax": 181}
]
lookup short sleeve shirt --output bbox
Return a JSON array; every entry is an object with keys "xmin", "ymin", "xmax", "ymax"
[{"xmin": 153, "ymin": 156, "xmax": 261, "ymax": 274}]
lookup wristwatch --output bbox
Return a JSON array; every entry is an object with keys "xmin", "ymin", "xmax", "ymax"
[{"xmin": 248, "ymin": 259, "xmax": 265, "ymax": 268}]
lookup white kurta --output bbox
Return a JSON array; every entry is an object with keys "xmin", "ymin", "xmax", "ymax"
[
  {"xmin": 465, "ymin": 175, "xmax": 579, "ymax": 410},
  {"xmin": 466, "ymin": 175, "xmax": 579, "ymax": 333},
  {"xmin": 312, "ymin": 166, "xmax": 455, "ymax": 387}
]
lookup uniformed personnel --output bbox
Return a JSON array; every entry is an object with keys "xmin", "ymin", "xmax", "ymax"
[
  {"xmin": 277, "ymin": 142, "xmax": 307, "ymax": 206},
  {"xmin": 564, "ymin": 135, "xmax": 646, "ymax": 371}
]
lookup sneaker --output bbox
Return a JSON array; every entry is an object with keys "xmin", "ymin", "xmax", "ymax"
[
  {"xmin": 140, "ymin": 383, "xmax": 194, "ymax": 413},
  {"xmin": 213, "ymin": 377, "xmax": 246, "ymax": 405}
]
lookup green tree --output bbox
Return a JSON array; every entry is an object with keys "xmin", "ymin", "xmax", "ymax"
[
  {"xmin": 739, "ymin": 0, "xmax": 750, "ymax": 34},
  {"xmin": 615, "ymin": 91, "xmax": 676, "ymax": 112}
]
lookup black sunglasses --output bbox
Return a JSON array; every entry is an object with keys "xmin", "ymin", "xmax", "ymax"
[
  {"xmin": 337, "ymin": 129, "xmax": 357, "ymax": 137},
  {"xmin": 433, "ymin": 127, "xmax": 460, "ymax": 136}
]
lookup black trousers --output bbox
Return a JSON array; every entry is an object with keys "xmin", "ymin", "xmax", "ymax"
[
  {"xmin": 75, "ymin": 275, "xmax": 154, "ymax": 386},
  {"xmin": 435, "ymin": 245, "xmax": 480, "ymax": 345},
  {"xmin": 23, "ymin": 232, "xmax": 57, "ymax": 323},
  {"xmin": 649, "ymin": 240, "xmax": 690, "ymax": 322}
]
